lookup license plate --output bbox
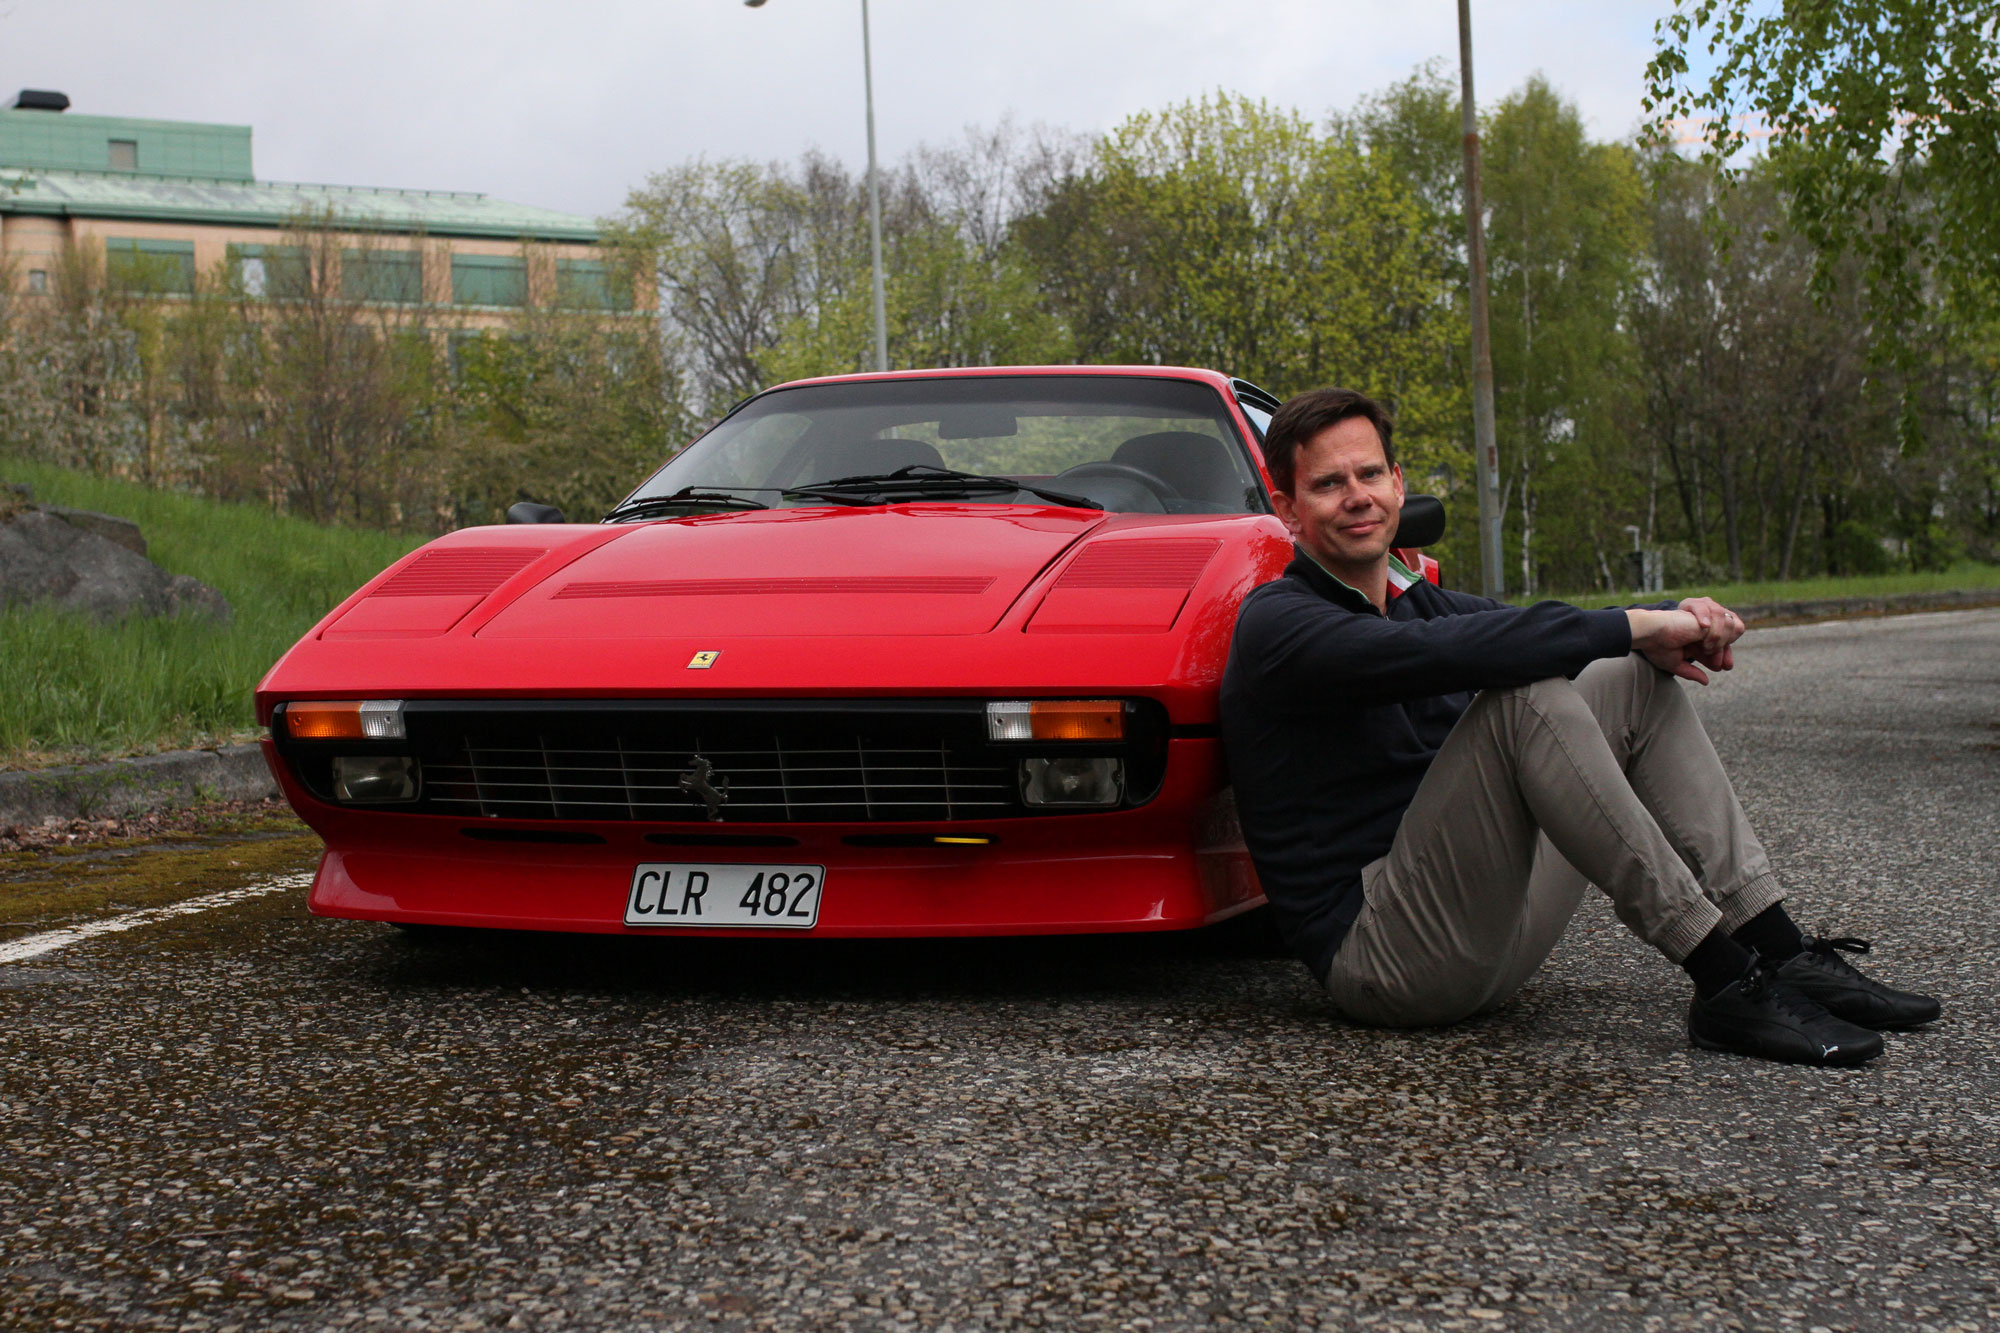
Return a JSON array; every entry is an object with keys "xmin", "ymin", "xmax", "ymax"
[{"xmin": 624, "ymin": 863, "xmax": 825, "ymax": 930}]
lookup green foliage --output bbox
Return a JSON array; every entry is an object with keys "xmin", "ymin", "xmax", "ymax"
[
  {"xmin": 615, "ymin": 127, "xmax": 1074, "ymax": 408},
  {"xmin": 446, "ymin": 298, "xmax": 693, "ymax": 525},
  {"xmin": 1646, "ymin": 1, "xmax": 2000, "ymax": 370},
  {"xmin": 0, "ymin": 461, "xmax": 419, "ymax": 763},
  {"xmin": 1015, "ymin": 92, "xmax": 1467, "ymax": 494},
  {"xmin": 1483, "ymin": 79, "xmax": 1648, "ymax": 595}
]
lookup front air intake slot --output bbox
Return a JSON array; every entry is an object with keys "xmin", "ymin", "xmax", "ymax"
[{"xmin": 552, "ymin": 576, "xmax": 995, "ymax": 599}]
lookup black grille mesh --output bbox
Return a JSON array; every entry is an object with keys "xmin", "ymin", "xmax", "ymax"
[
  {"xmin": 424, "ymin": 736, "xmax": 1014, "ymax": 823},
  {"xmin": 404, "ymin": 706, "xmax": 1021, "ymax": 824}
]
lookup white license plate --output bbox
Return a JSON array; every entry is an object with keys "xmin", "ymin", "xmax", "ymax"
[{"xmin": 625, "ymin": 863, "xmax": 825, "ymax": 930}]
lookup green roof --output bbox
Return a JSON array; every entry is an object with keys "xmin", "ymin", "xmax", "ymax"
[
  {"xmin": 0, "ymin": 168, "xmax": 599, "ymax": 243},
  {"xmin": 0, "ymin": 110, "xmax": 253, "ymax": 180}
]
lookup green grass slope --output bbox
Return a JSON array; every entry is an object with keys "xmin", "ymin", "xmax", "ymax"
[{"xmin": 2, "ymin": 462, "xmax": 422, "ymax": 768}]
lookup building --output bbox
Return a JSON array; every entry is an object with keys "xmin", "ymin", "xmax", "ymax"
[{"xmin": 0, "ymin": 89, "xmax": 630, "ymax": 322}]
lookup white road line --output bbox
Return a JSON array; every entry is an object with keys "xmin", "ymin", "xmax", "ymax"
[{"xmin": 0, "ymin": 872, "xmax": 316, "ymax": 966}]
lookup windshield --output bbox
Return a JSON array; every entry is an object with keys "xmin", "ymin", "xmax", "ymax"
[{"xmin": 621, "ymin": 375, "xmax": 1267, "ymax": 517}]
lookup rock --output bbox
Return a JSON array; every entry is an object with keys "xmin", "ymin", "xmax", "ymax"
[
  {"xmin": 0, "ymin": 507, "xmax": 231, "ymax": 623},
  {"xmin": 44, "ymin": 505, "xmax": 146, "ymax": 557}
]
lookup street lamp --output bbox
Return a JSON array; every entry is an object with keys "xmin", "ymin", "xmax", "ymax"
[{"xmin": 744, "ymin": 0, "xmax": 890, "ymax": 373}]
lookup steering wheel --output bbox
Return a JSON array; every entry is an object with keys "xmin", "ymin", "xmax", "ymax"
[{"xmin": 1053, "ymin": 461, "xmax": 1181, "ymax": 511}]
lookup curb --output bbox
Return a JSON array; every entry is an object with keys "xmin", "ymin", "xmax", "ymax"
[
  {"xmin": 1734, "ymin": 588, "xmax": 2000, "ymax": 625},
  {"xmin": 0, "ymin": 744, "xmax": 278, "ymax": 829}
]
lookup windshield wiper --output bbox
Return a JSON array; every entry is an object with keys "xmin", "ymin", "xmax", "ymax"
[
  {"xmin": 603, "ymin": 488, "xmax": 770, "ymax": 522},
  {"xmin": 782, "ymin": 465, "xmax": 1102, "ymax": 511}
]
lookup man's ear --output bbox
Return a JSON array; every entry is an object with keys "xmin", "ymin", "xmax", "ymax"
[
  {"xmin": 1392, "ymin": 464, "xmax": 1405, "ymax": 501},
  {"xmin": 1270, "ymin": 488, "xmax": 1300, "ymax": 535}
]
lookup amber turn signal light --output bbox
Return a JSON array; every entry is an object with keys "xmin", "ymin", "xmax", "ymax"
[
  {"xmin": 986, "ymin": 699, "xmax": 1124, "ymax": 741},
  {"xmin": 284, "ymin": 700, "xmax": 406, "ymax": 740}
]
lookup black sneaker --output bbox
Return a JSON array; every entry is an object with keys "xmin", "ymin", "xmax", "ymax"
[
  {"xmin": 1688, "ymin": 963, "xmax": 1884, "ymax": 1066},
  {"xmin": 1775, "ymin": 936, "xmax": 1942, "ymax": 1029}
]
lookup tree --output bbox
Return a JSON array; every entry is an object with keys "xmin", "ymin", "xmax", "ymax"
[
  {"xmin": 445, "ymin": 267, "xmax": 692, "ymax": 527},
  {"xmin": 1014, "ymin": 93, "xmax": 1466, "ymax": 492},
  {"xmin": 616, "ymin": 127, "xmax": 1073, "ymax": 409},
  {"xmin": 1482, "ymin": 79, "xmax": 1647, "ymax": 594},
  {"xmin": 1631, "ymin": 154, "xmax": 1884, "ymax": 580},
  {"xmin": 1646, "ymin": 1, "xmax": 2000, "ymax": 367}
]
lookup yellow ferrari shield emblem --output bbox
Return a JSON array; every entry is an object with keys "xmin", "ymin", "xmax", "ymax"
[{"xmin": 687, "ymin": 650, "xmax": 720, "ymax": 669}]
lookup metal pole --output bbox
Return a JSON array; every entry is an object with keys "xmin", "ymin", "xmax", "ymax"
[
  {"xmin": 1458, "ymin": 0, "xmax": 1504, "ymax": 599},
  {"xmin": 861, "ymin": 0, "xmax": 889, "ymax": 373}
]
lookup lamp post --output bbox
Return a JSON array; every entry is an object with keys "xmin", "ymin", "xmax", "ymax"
[
  {"xmin": 1457, "ymin": 0, "xmax": 1505, "ymax": 599},
  {"xmin": 744, "ymin": 0, "xmax": 890, "ymax": 373}
]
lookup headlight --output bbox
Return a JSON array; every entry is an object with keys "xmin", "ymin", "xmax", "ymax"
[
  {"xmin": 332, "ymin": 755, "xmax": 420, "ymax": 803},
  {"xmin": 1020, "ymin": 757, "xmax": 1123, "ymax": 807}
]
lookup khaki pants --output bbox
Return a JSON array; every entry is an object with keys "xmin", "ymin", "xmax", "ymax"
[{"xmin": 1324, "ymin": 653, "xmax": 1786, "ymax": 1027}]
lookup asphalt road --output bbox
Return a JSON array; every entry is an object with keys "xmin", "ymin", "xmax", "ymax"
[{"xmin": 3, "ymin": 609, "xmax": 1997, "ymax": 1332}]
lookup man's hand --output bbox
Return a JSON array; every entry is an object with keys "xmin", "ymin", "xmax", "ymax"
[
  {"xmin": 1677, "ymin": 596, "xmax": 1746, "ymax": 672},
  {"xmin": 1627, "ymin": 603, "xmax": 1745, "ymax": 684}
]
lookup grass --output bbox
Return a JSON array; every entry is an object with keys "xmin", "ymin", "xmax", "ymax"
[
  {"xmin": 1, "ymin": 461, "xmax": 422, "ymax": 768},
  {"xmin": 1534, "ymin": 564, "xmax": 2000, "ymax": 610},
  {"xmin": 1651, "ymin": 564, "xmax": 2000, "ymax": 608}
]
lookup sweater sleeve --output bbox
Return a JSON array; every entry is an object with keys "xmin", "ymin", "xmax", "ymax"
[{"xmin": 1239, "ymin": 589, "xmax": 1633, "ymax": 708}]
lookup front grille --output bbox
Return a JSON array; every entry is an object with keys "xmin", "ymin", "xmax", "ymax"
[
  {"xmin": 280, "ymin": 699, "xmax": 1168, "ymax": 825},
  {"xmin": 423, "ymin": 736, "xmax": 1015, "ymax": 823}
]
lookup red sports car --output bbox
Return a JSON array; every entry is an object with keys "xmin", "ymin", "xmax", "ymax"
[{"xmin": 258, "ymin": 366, "xmax": 1441, "ymax": 938}]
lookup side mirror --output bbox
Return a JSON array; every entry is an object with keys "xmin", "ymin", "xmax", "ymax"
[
  {"xmin": 1391, "ymin": 495, "xmax": 1445, "ymax": 548},
  {"xmin": 506, "ymin": 501, "xmax": 566, "ymax": 525}
]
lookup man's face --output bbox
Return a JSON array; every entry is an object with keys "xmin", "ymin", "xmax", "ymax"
[{"xmin": 1270, "ymin": 417, "xmax": 1405, "ymax": 578}]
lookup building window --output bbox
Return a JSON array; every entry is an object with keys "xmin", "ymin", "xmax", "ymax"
[
  {"xmin": 105, "ymin": 238, "xmax": 195, "ymax": 295},
  {"xmin": 554, "ymin": 259, "xmax": 631, "ymax": 312},
  {"xmin": 451, "ymin": 254, "xmax": 527, "ymax": 308},
  {"xmin": 342, "ymin": 249, "xmax": 423, "ymax": 304},
  {"xmin": 107, "ymin": 139, "xmax": 139, "ymax": 171},
  {"xmin": 227, "ymin": 244, "xmax": 312, "ymax": 299},
  {"xmin": 27, "ymin": 269, "xmax": 48, "ymax": 293},
  {"xmin": 447, "ymin": 330, "xmax": 485, "ymax": 378}
]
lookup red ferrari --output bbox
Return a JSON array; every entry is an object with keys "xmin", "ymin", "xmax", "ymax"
[{"xmin": 258, "ymin": 366, "xmax": 1441, "ymax": 938}]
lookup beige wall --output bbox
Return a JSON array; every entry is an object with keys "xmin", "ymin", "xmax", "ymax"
[{"xmin": 0, "ymin": 215, "xmax": 641, "ymax": 324}]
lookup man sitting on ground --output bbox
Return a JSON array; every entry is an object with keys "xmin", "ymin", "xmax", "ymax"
[{"xmin": 1220, "ymin": 388, "xmax": 1940, "ymax": 1065}]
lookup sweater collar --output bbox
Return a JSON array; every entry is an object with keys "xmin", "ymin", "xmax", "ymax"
[{"xmin": 1286, "ymin": 546, "xmax": 1422, "ymax": 615}]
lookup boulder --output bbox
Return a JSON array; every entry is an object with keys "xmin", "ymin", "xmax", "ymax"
[
  {"xmin": 0, "ymin": 505, "xmax": 231, "ymax": 623},
  {"xmin": 45, "ymin": 505, "xmax": 146, "ymax": 557}
]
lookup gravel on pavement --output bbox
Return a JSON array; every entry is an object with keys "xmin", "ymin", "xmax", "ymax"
[{"xmin": 1, "ymin": 609, "xmax": 1995, "ymax": 1332}]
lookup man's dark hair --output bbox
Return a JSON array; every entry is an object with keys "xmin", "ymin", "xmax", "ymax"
[{"xmin": 1261, "ymin": 388, "xmax": 1395, "ymax": 495}]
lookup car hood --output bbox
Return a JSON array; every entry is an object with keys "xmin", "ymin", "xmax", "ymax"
[{"xmin": 475, "ymin": 506, "xmax": 1107, "ymax": 640}]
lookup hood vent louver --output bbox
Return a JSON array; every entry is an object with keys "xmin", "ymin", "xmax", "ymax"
[
  {"xmin": 374, "ymin": 547, "xmax": 544, "ymax": 597},
  {"xmin": 1053, "ymin": 540, "xmax": 1221, "ymax": 589},
  {"xmin": 1028, "ymin": 539, "xmax": 1222, "ymax": 634}
]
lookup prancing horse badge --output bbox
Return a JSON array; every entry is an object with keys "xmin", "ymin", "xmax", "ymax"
[{"xmin": 687, "ymin": 650, "xmax": 719, "ymax": 669}]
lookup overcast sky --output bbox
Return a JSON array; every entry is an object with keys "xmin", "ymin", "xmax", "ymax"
[{"xmin": 6, "ymin": 0, "xmax": 1671, "ymax": 222}]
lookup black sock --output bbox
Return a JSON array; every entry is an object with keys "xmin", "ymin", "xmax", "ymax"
[
  {"xmin": 1731, "ymin": 903, "xmax": 1807, "ymax": 960},
  {"xmin": 1683, "ymin": 927, "xmax": 1757, "ymax": 999}
]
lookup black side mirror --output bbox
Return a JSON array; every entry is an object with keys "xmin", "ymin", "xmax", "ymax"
[
  {"xmin": 1391, "ymin": 495, "xmax": 1445, "ymax": 548},
  {"xmin": 506, "ymin": 501, "xmax": 566, "ymax": 525}
]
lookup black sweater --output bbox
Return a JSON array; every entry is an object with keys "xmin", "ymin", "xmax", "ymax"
[{"xmin": 1219, "ymin": 550, "xmax": 1634, "ymax": 979}]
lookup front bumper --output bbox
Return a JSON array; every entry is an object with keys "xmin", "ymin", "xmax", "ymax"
[{"xmin": 266, "ymin": 737, "xmax": 1261, "ymax": 937}]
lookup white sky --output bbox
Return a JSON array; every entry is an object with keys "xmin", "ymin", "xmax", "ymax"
[{"xmin": 4, "ymin": 0, "xmax": 1670, "ymax": 222}]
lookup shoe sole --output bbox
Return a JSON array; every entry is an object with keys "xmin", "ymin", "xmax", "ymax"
[{"xmin": 1688, "ymin": 1029, "xmax": 1882, "ymax": 1067}]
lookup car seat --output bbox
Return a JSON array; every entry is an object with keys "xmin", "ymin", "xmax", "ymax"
[{"xmin": 1111, "ymin": 431, "xmax": 1249, "ymax": 510}]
